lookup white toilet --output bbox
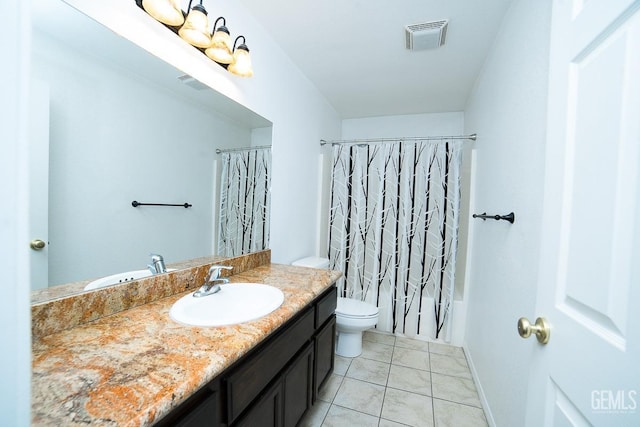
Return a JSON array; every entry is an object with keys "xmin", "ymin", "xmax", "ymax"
[{"xmin": 291, "ymin": 256, "xmax": 380, "ymax": 358}]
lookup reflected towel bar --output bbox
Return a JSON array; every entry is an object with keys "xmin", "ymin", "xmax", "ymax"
[
  {"xmin": 472, "ymin": 212, "xmax": 515, "ymax": 224},
  {"xmin": 132, "ymin": 201, "xmax": 192, "ymax": 208}
]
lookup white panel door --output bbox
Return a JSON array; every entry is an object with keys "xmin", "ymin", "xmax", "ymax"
[
  {"xmin": 525, "ymin": 0, "xmax": 640, "ymax": 426},
  {"xmin": 29, "ymin": 79, "xmax": 50, "ymax": 290}
]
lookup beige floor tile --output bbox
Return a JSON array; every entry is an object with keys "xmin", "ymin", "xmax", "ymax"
[
  {"xmin": 379, "ymin": 419, "xmax": 412, "ymax": 427},
  {"xmin": 363, "ymin": 330, "xmax": 397, "ymax": 346},
  {"xmin": 346, "ymin": 357, "xmax": 390, "ymax": 386},
  {"xmin": 431, "ymin": 373, "xmax": 481, "ymax": 408},
  {"xmin": 433, "ymin": 398, "xmax": 488, "ymax": 427},
  {"xmin": 381, "ymin": 387, "xmax": 434, "ymax": 427},
  {"xmin": 333, "ymin": 377, "xmax": 386, "ymax": 417},
  {"xmin": 428, "ymin": 342, "xmax": 465, "ymax": 359},
  {"xmin": 299, "ymin": 400, "xmax": 331, "ymax": 427},
  {"xmin": 322, "ymin": 404, "xmax": 380, "ymax": 427},
  {"xmin": 318, "ymin": 373, "xmax": 344, "ymax": 403},
  {"xmin": 429, "ymin": 353, "xmax": 471, "ymax": 379},
  {"xmin": 392, "ymin": 346, "xmax": 430, "ymax": 371},
  {"xmin": 360, "ymin": 340, "xmax": 394, "ymax": 363},
  {"xmin": 387, "ymin": 364, "xmax": 432, "ymax": 396},
  {"xmin": 394, "ymin": 336, "xmax": 430, "ymax": 352},
  {"xmin": 322, "ymin": 335, "xmax": 488, "ymax": 427},
  {"xmin": 334, "ymin": 355, "xmax": 352, "ymax": 376}
]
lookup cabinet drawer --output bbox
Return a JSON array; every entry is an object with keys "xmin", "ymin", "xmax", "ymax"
[
  {"xmin": 226, "ymin": 308, "xmax": 314, "ymax": 424},
  {"xmin": 315, "ymin": 286, "xmax": 337, "ymax": 329}
]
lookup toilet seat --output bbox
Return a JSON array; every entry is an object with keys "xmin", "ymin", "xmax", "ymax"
[{"xmin": 336, "ymin": 297, "xmax": 379, "ymax": 319}]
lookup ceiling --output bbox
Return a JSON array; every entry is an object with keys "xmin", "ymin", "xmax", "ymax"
[{"xmin": 236, "ymin": 0, "xmax": 514, "ymax": 119}]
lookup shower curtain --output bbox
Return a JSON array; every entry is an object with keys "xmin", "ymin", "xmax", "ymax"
[
  {"xmin": 217, "ymin": 147, "xmax": 271, "ymax": 257},
  {"xmin": 328, "ymin": 139, "xmax": 463, "ymax": 341}
]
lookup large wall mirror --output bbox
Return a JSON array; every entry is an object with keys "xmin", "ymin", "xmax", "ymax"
[{"xmin": 30, "ymin": 0, "xmax": 273, "ymax": 296}]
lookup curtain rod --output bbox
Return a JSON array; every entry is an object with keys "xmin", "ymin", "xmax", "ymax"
[
  {"xmin": 215, "ymin": 145, "xmax": 271, "ymax": 154},
  {"xmin": 319, "ymin": 133, "xmax": 476, "ymax": 146}
]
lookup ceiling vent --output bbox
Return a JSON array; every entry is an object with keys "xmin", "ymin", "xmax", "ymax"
[
  {"xmin": 177, "ymin": 74, "xmax": 209, "ymax": 91},
  {"xmin": 405, "ymin": 20, "xmax": 448, "ymax": 51}
]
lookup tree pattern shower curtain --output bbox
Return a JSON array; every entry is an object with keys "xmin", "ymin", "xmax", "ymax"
[
  {"xmin": 328, "ymin": 140, "xmax": 463, "ymax": 341},
  {"xmin": 217, "ymin": 147, "xmax": 271, "ymax": 257}
]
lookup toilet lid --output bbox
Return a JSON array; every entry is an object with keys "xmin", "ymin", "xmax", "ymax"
[{"xmin": 336, "ymin": 297, "xmax": 379, "ymax": 318}]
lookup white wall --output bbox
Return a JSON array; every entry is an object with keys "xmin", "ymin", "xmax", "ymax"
[
  {"xmin": 341, "ymin": 112, "xmax": 464, "ymax": 139},
  {"xmin": 1, "ymin": 0, "xmax": 31, "ymax": 423},
  {"xmin": 463, "ymin": 1, "xmax": 551, "ymax": 426},
  {"xmin": 32, "ymin": 31, "xmax": 256, "ymax": 285},
  {"xmin": 63, "ymin": 0, "xmax": 342, "ymax": 266}
]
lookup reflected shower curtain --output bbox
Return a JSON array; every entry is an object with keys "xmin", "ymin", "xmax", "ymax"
[
  {"xmin": 217, "ymin": 147, "xmax": 271, "ymax": 257},
  {"xmin": 328, "ymin": 140, "xmax": 462, "ymax": 341}
]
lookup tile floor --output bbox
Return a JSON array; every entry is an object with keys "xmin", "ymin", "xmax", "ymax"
[{"xmin": 299, "ymin": 331, "xmax": 488, "ymax": 427}]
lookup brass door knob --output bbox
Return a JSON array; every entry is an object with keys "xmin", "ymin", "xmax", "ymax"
[
  {"xmin": 517, "ymin": 317, "xmax": 550, "ymax": 344},
  {"xmin": 30, "ymin": 239, "xmax": 47, "ymax": 250}
]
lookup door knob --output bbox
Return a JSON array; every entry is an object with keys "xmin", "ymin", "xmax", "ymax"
[
  {"xmin": 517, "ymin": 317, "xmax": 550, "ymax": 344},
  {"xmin": 30, "ymin": 239, "xmax": 47, "ymax": 250}
]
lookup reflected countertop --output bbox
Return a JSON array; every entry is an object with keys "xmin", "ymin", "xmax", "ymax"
[{"xmin": 31, "ymin": 262, "xmax": 341, "ymax": 426}]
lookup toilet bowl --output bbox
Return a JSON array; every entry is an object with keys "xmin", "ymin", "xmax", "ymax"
[
  {"xmin": 335, "ymin": 297, "xmax": 379, "ymax": 357},
  {"xmin": 291, "ymin": 256, "xmax": 380, "ymax": 358}
]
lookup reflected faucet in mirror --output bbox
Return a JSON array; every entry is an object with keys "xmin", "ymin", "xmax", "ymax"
[
  {"xmin": 83, "ymin": 254, "xmax": 176, "ymax": 291},
  {"xmin": 148, "ymin": 254, "xmax": 167, "ymax": 275}
]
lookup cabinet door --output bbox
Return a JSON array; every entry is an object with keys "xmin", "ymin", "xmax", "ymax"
[
  {"xmin": 172, "ymin": 393, "xmax": 219, "ymax": 427},
  {"xmin": 283, "ymin": 343, "xmax": 314, "ymax": 427},
  {"xmin": 226, "ymin": 308, "xmax": 314, "ymax": 423},
  {"xmin": 235, "ymin": 380, "xmax": 283, "ymax": 427},
  {"xmin": 156, "ymin": 384, "xmax": 221, "ymax": 427},
  {"xmin": 313, "ymin": 315, "xmax": 336, "ymax": 401}
]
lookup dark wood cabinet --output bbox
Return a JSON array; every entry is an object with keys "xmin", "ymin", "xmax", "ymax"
[
  {"xmin": 313, "ymin": 315, "xmax": 336, "ymax": 401},
  {"xmin": 235, "ymin": 380, "xmax": 283, "ymax": 427},
  {"xmin": 155, "ymin": 285, "xmax": 337, "ymax": 427},
  {"xmin": 226, "ymin": 307, "xmax": 314, "ymax": 424},
  {"xmin": 154, "ymin": 381, "xmax": 222, "ymax": 427},
  {"xmin": 283, "ymin": 342, "xmax": 314, "ymax": 427}
]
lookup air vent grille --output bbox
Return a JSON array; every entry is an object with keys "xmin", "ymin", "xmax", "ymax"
[
  {"xmin": 405, "ymin": 19, "xmax": 448, "ymax": 51},
  {"xmin": 177, "ymin": 74, "xmax": 209, "ymax": 91}
]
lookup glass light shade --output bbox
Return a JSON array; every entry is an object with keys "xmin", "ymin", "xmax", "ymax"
[
  {"xmin": 205, "ymin": 30, "xmax": 233, "ymax": 64},
  {"xmin": 142, "ymin": 0, "xmax": 184, "ymax": 26},
  {"xmin": 178, "ymin": 6, "xmax": 211, "ymax": 48},
  {"xmin": 228, "ymin": 47, "xmax": 253, "ymax": 77}
]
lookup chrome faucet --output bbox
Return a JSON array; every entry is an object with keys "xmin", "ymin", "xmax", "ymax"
[
  {"xmin": 193, "ymin": 265, "xmax": 233, "ymax": 298},
  {"xmin": 148, "ymin": 254, "xmax": 167, "ymax": 275}
]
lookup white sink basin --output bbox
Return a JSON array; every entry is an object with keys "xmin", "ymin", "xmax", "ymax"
[
  {"xmin": 169, "ymin": 283, "xmax": 284, "ymax": 327},
  {"xmin": 84, "ymin": 269, "xmax": 176, "ymax": 290}
]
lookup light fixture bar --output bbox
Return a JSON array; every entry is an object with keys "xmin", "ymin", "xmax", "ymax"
[{"xmin": 135, "ymin": 0, "xmax": 253, "ymax": 77}]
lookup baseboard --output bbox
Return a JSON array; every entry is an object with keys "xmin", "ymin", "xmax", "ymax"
[{"xmin": 463, "ymin": 342, "xmax": 497, "ymax": 427}]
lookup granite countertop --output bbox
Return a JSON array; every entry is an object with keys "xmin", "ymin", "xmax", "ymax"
[{"xmin": 31, "ymin": 263, "xmax": 341, "ymax": 426}]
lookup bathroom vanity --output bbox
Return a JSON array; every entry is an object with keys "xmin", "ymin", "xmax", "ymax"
[
  {"xmin": 31, "ymin": 251, "xmax": 341, "ymax": 426},
  {"xmin": 157, "ymin": 285, "xmax": 337, "ymax": 426}
]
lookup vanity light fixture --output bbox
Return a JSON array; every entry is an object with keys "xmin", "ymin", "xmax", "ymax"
[
  {"xmin": 178, "ymin": 0, "xmax": 211, "ymax": 48},
  {"xmin": 205, "ymin": 17, "xmax": 233, "ymax": 64},
  {"xmin": 141, "ymin": 0, "xmax": 184, "ymax": 26},
  {"xmin": 227, "ymin": 36, "xmax": 253, "ymax": 77},
  {"xmin": 137, "ymin": 0, "xmax": 254, "ymax": 77}
]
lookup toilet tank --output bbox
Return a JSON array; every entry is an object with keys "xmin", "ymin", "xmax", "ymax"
[{"xmin": 291, "ymin": 256, "xmax": 329, "ymax": 269}]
